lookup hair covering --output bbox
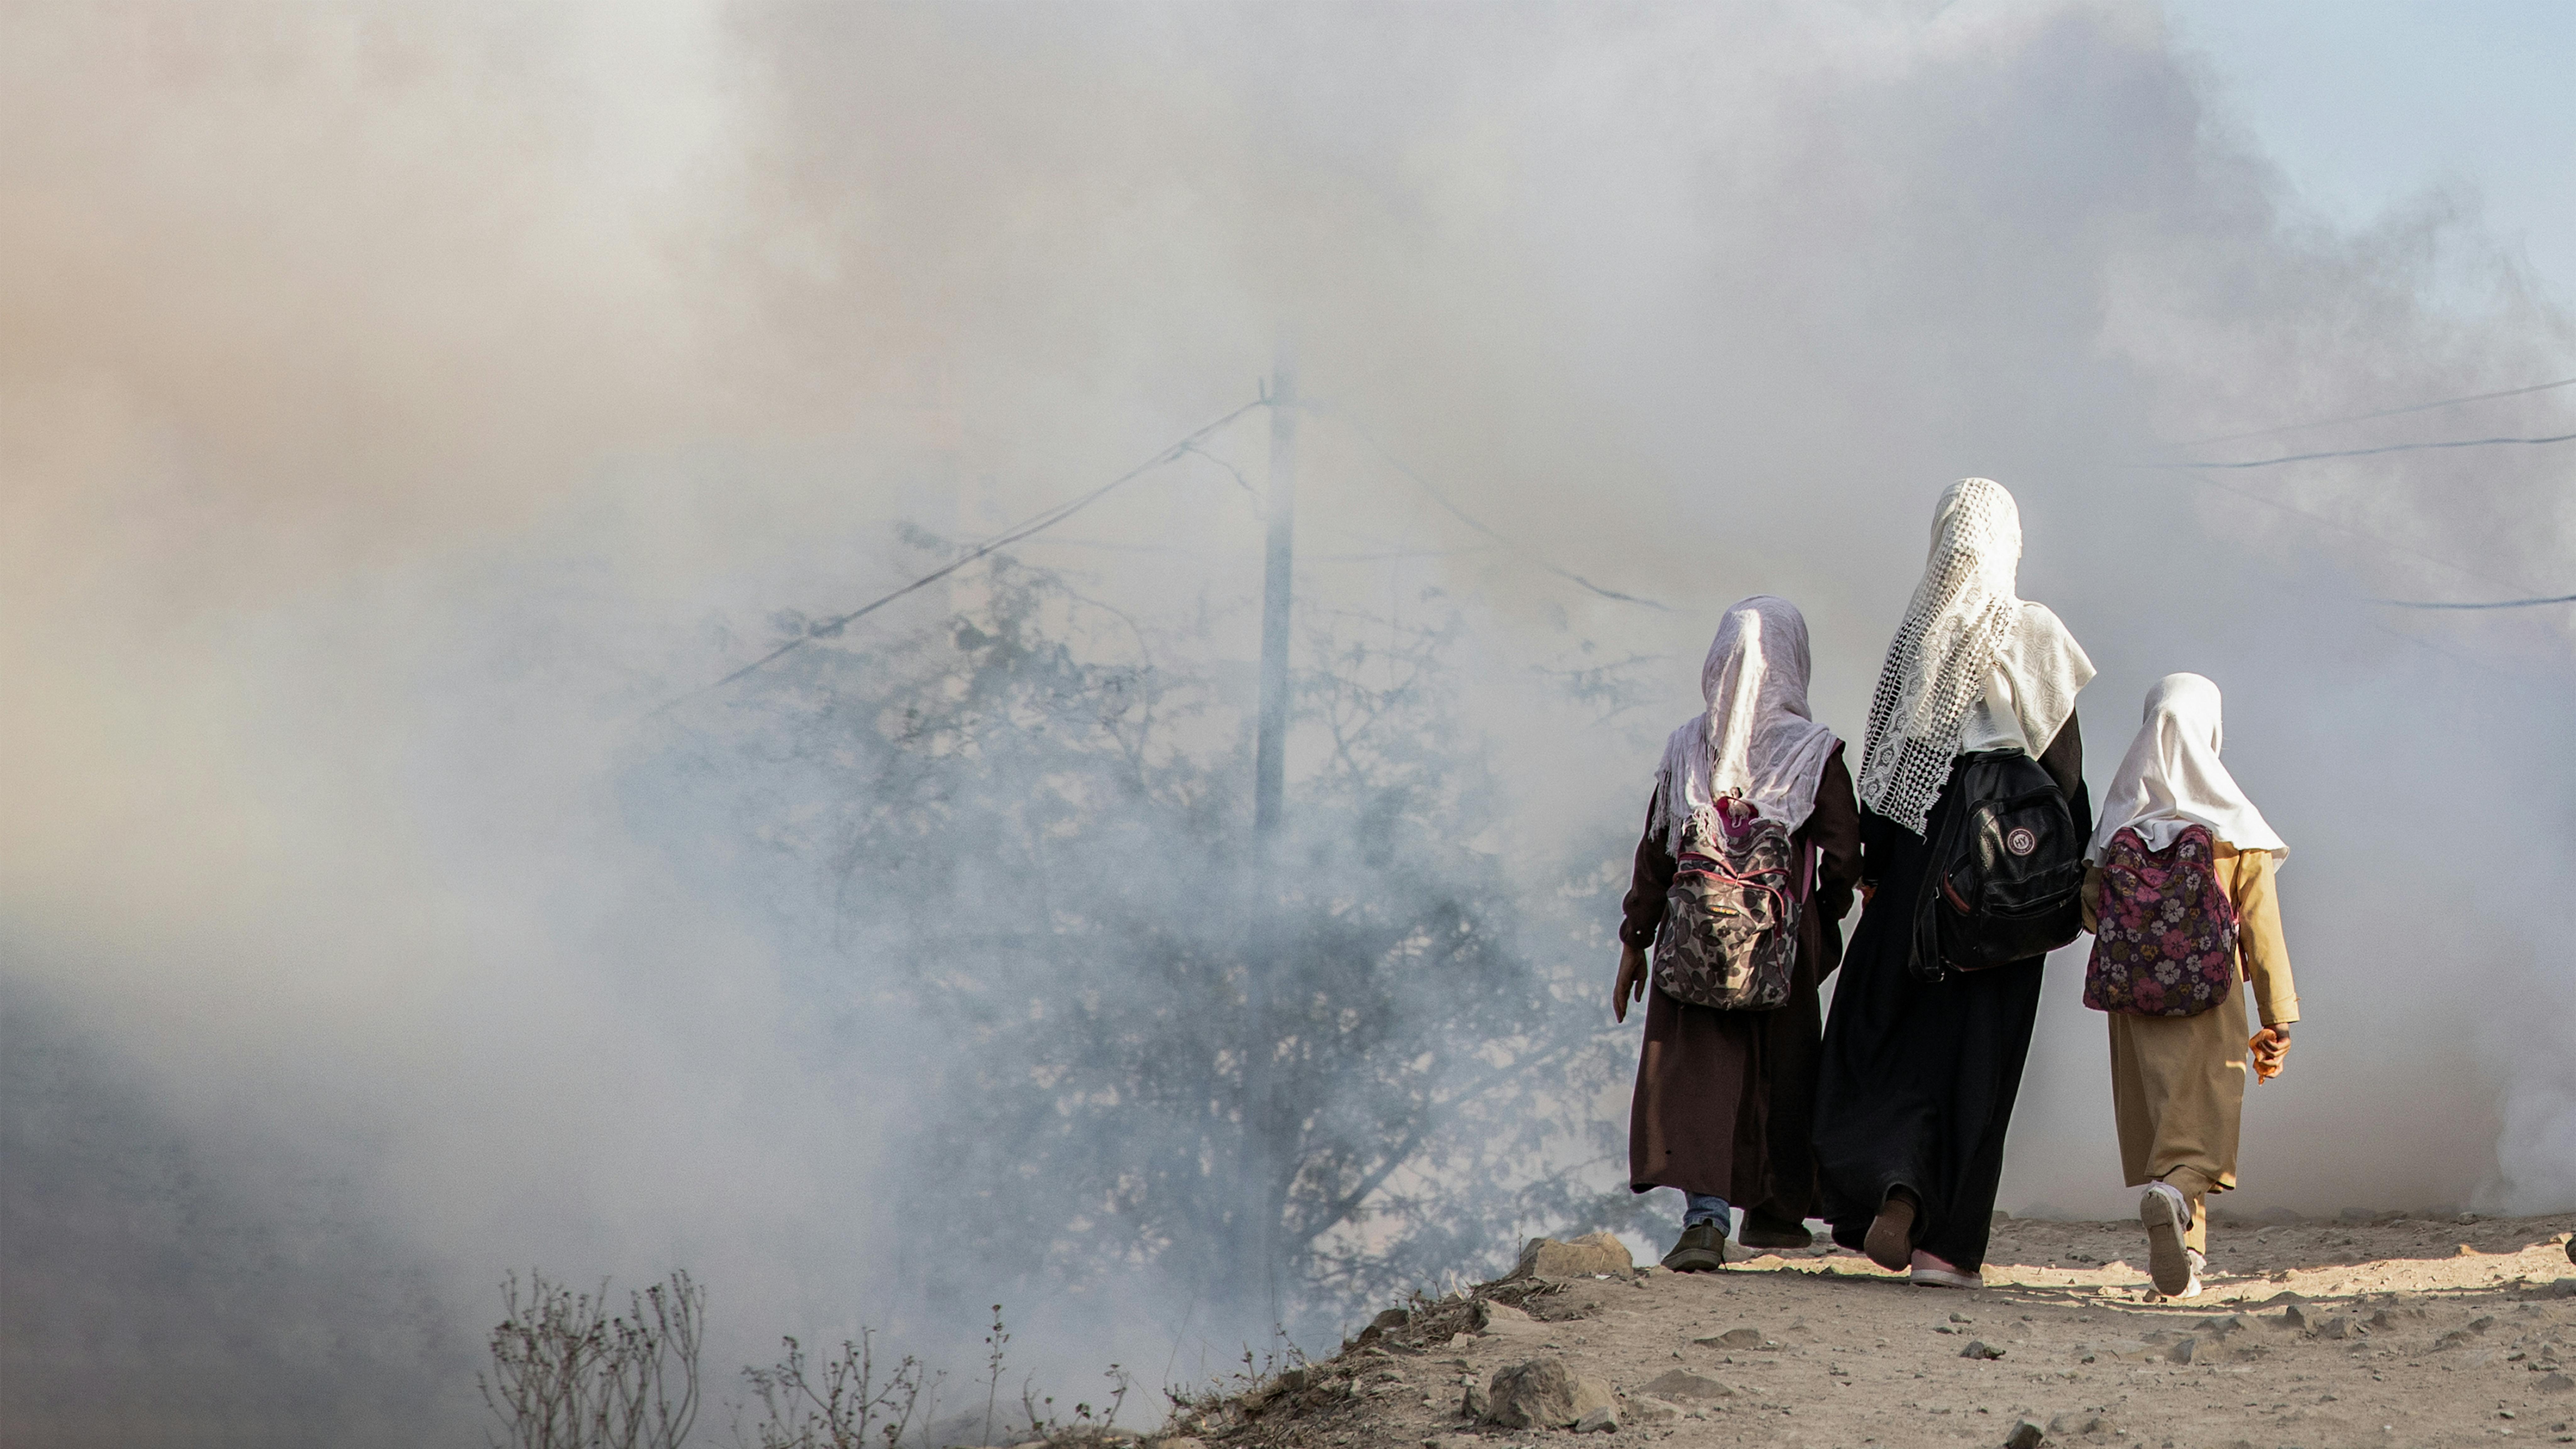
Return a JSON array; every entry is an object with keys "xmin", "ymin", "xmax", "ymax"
[
  {"xmin": 2088, "ymin": 672, "xmax": 2287, "ymax": 861},
  {"xmin": 1653, "ymin": 595, "xmax": 1841, "ymax": 854},
  {"xmin": 1856, "ymin": 478, "xmax": 2094, "ymax": 835}
]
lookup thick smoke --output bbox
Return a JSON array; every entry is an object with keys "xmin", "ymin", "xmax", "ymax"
[{"xmin": 3, "ymin": 2, "xmax": 2570, "ymax": 1444}]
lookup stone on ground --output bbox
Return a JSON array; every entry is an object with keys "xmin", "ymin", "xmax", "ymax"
[
  {"xmin": 1480, "ymin": 1357, "xmax": 1613, "ymax": 1429},
  {"xmin": 1509, "ymin": 1232, "xmax": 1636, "ymax": 1280},
  {"xmin": 1640, "ymin": 1369, "xmax": 1733, "ymax": 1401},
  {"xmin": 1618, "ymin": 1395, "xmax": 1682, "ymax": 1424},
  {"xmin": 1472, "ymin": 1300, "xmax": 1547, "ymax": 1338}
]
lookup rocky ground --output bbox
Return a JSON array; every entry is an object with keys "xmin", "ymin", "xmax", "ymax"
[{"xmin": 1166, "ymin": 1212, "xmax": 2576, "ymax": 1449}]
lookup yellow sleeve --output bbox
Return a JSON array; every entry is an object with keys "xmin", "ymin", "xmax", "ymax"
[{"xmin": 2231, "ymin": 850, "xmax": 2299, "ymax": 1027}]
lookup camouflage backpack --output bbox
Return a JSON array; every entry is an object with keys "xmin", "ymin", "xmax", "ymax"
[{"xmin": 1651, "ymin": 798, "xmax": 1807, "ymax": 1012}]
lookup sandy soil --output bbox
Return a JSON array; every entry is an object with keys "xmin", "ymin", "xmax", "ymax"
[{"xmin": 1186, "ymin": 1212, "xmax": 2576, "ymax": 1449}]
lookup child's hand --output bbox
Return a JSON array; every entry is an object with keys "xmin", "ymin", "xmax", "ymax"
[
  {"xmin": 1614, "ymin": 944, "xmax": 1649, "ymax": 1023},
  {"xmin": 2250, "ymin": 1024, "xmax": 2292, "ymax": 1081}
]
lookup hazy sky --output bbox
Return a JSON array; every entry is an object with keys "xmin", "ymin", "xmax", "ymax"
[{"xmin": 2169, "ymin": 0, "xmax": 2576, "ymax": 302}]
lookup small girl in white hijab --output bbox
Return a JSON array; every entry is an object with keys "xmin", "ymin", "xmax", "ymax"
[{"xmin": 2082, "ymin": 673, "xmax": 2300, "ymax": 1299}]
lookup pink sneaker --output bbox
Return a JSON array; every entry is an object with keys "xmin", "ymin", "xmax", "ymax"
[{"xmin": 1908, "ymin": 1250, "xmax": 1980, "ymax": 1290}]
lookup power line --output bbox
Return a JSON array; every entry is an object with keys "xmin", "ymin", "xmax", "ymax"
[
  {"xmin": 2169, "ymin": 468, "xmax": 2539, "ymax": 600},
  {"xmin": 2161, "ymin": 451, "xmax": 2569, "ymax": 640},
  {"xmin": 1177, "ymin": 439, "xmax": 1259, "ymax": 499},
  {"xmin": 1304, "ymin": 544, "xmax": 1501, "ymax": 563},
  {"xmin": 2162, "ymin": 459, "xmax": 2567, "ymax": 637},
  {"xmin": 648, "ymin": 397, "xmax": 1267, "ymax": 715},
  {"xmin": 1315, "ymin": 402, "xmax": 1670, "ymax": 611},
  {"xmin": 2138, "ymin": 377, "xmax": 2570, "ymax": 607},
  {"xmin": 2375, "ymin": 592, "xmax": 2576, "ymax": 610},
  {"xmin": 2144, "ymin": 430, "xmax": 2576, "ymax": 470},
  {"xmin": 1015, "ymin": 536, "xmax": 1491, "ymax": 563},
  {"xmin": 2178, "ymin": 375, "xmax": 2576, "ymax": 447}
]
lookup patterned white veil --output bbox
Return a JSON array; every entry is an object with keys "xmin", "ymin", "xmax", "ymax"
[{"xmin": 1857, "ymin": 478, "xmax": 2089, "ymax": 835}]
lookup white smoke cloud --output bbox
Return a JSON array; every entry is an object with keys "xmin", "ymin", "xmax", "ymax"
[{"xmin": 3, "ymin": 1, "xmax": 2570, "ymax": 1443}]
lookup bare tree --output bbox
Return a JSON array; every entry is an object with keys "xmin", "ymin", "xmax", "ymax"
[{"xmin": 642, "ymin": 547, "xmax": 1646, "ymax": 1342}]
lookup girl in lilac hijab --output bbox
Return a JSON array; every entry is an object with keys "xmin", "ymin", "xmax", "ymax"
[{"xmin": 1614, "ymin": 596, "xmax": 1863, "ymax": 1270}]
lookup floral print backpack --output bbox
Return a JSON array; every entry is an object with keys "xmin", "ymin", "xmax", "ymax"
[
  {"xmin": 1652, "ymin": 797, "xmax": 1808, "ymax": 1013},
  {"xmin": 2084, "ymin": 823, "xmax": 2239, "ymax": 1017}
]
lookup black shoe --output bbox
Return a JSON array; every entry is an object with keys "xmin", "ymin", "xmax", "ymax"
[
  {"xmin": 1661, "ymin": 1221, "xmax": 1730, "ymax": 1273},
  {"xmin": 1738, "ymin": 1214, "xmax": 1814, "ymax": 1251}
]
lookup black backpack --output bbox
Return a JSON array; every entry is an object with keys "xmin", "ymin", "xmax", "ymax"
[{"xmin": 1908, "ymin": 748, "xmax": 2086, "ymax": 982}]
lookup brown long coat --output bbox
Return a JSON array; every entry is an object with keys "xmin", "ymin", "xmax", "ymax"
[{"xmin": 1619, "ymin": 743, "xmax": 1863, "ymax": 1222}]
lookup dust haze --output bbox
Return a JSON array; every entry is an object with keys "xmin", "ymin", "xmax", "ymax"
[{"xmin": 3, "ymin": 3, "xmax": 2570, "ymax": 1444}]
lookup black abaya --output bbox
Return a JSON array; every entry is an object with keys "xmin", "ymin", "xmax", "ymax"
[{"xmin": 1811, "ymin": 712, "xmax": 2088, "ymax": 1273}]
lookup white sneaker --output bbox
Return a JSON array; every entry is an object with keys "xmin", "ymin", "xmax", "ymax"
[{"xmin": 2140, "ymin": 1182, "xmax": 2194, "ymax": 1297}]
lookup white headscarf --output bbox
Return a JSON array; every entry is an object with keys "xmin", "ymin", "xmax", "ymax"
[
  {"xmin": 1856, "ymin": 478, "xmax": 2094, "ymax": 835},
  {"xmin": 2089, "ymin": 672, "xmax": 2287, "ymax": 861},
  {"xmin": 1653, "ymin": 595, "xmax": 1841, "ymax": 854}
]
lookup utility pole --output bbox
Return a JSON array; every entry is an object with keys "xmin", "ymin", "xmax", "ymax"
[
  {"xmin": 1246, "ymin": 347, "xmax": 1295, "ymax": 1334},
  {"xmin": 1254, "ymin": 351, "xmax": 1296, "ymax": 841}
]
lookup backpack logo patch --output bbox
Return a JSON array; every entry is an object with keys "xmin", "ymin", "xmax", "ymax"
[{"xmin": 1909, "ymin": 748, "xmax": 2085, "ymax": 982}]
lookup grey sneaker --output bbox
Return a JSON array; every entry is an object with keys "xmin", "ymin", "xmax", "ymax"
[
  {"xmin": 1661, "ymin": 1221, "xmax": 1730, "ymax": 1273},
  {"xmin": 2141, "ymin": 1182, "xmax": 2194, "ymax": 1297}
]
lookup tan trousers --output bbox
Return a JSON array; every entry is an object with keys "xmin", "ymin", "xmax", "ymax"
[
  {"xmin": 2109, "ymin": 988, "xmax": 2249, "ymax": 1257},
  {"xmin": 2158, "ymin": 1165, "xmax": 2219, "ymax": 1254}
]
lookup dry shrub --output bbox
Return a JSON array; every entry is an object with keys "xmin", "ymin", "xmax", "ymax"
[{"xmin": 480, "ymin": 1271, "xmax": 703, "ymax": 1449}]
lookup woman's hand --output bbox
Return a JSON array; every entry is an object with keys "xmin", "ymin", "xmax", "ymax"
[
  {"xmin": 1614, "ymin": 944, "xmax": 1649, "ymax": 1023},
  {"xmin": 2249, "ymin": 1024, "xmax": 2292, "ymax": 1081}
]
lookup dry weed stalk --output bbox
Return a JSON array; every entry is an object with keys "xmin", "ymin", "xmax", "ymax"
[
  {"xmin": 480, "ymin": 1270, "xmax": 703, "ymax": 1449},
  {"xmin": 739, "ymin": 1330, "xmax": 943, "ymax": 1449}
]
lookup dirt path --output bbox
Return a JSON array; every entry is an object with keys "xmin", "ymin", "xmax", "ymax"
[{"xmin": 1188, "ymin": 1212, "xmax": 2576, "ymax": 1449}]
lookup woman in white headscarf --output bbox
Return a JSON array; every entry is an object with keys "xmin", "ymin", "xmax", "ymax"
[
  {"xmin": 1812, "ymin": 478, "xmax": 2096, "ymax": 1289},
  {"xmin": 2083, "ymin": 673, "xmax": 2299, "ymax": 1299},
  {"xmin": 1613, "ymin": 596, "xmax": 1863, "ymax": 1271}
]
